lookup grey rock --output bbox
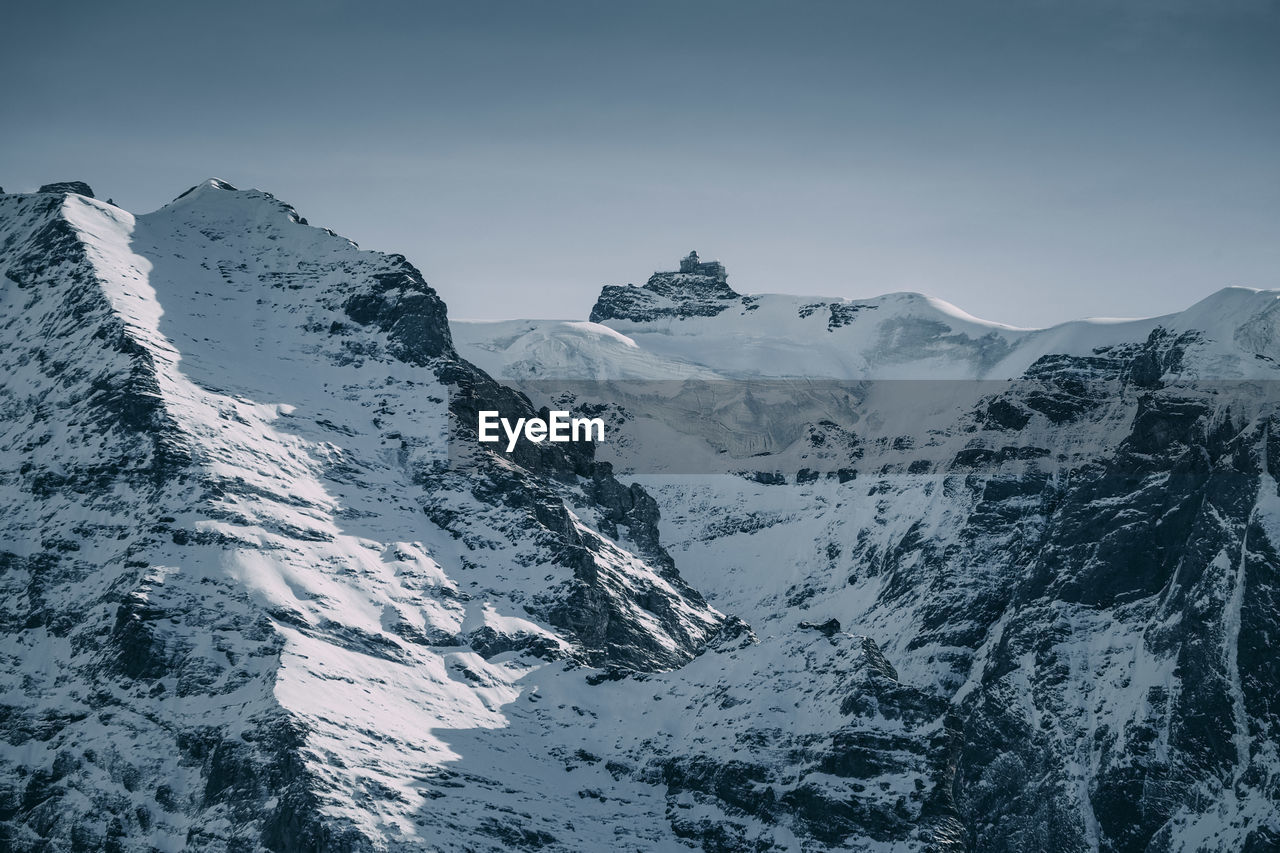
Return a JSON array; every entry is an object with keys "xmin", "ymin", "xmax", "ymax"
[
  {"xmin": 589, "ymin": 251, "xmax": 747, "ymax": 322},
  {"xmin": 37, "ymin": 181, "xmax": 94, "ymax": 198}
]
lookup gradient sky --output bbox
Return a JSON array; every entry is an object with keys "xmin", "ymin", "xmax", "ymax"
[{"xmin": 3, "ymin": 0, "xmax": 1277, "ymax": 327}]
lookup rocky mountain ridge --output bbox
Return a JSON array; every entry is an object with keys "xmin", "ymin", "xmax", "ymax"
[{"xmin": 590, "ymin": 250, "xmax": 751, "ymax": 323}]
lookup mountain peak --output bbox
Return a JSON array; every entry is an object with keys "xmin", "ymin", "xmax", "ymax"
[
  {"xmin": 160, "ymin": 178, "xmax": 317, "ymax": 231},
  {"xmin": 170, "ymin": 177, "xmax": 241, "ymax": 203},
  {"xmin": 37, "ymin": 180, "xmax": 95, "ymax": 198},
  {"xmin": 590, "ymin": 251, "xmax": 744, "ymax": 323}
]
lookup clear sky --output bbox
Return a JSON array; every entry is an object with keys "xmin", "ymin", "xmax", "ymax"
[{"xmin": 3, "ymin": 0, "xmax": 1277, "ymax": 327}]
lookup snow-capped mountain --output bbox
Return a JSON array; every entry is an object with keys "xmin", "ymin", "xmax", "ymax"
[
  {"xmin": 462, "ymin": 250, "xmax": 1280, "ymax": 383},
  {"xmin": 457, "ymin": 253, "xmax": 1280, "ymax": 851},
  {"xmin": 0, "ymin": 183, "xmax": 726, "ymax": 852},
  {"xmin": 2, "ymin": 184, "xmax": 1277, "ymax": 853}
]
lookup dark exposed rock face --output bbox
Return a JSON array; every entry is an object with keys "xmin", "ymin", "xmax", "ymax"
[
  {"xmin": 416, "ymin": 446, "xmax": 723, "ymax": 671},
  {"xmin": 798, "ymin": 300, "xmax": 879, "ymax": 330},
  {"xmin": 836, "ymin": 337, "xmax": 1279, "ymax": 852},
  {"xmin": 37, "ymin": 181, "xmax": 95, "ymax": 198},
  {"xmin": 584, "ymin": 461, "xmax": 676, "ymax": 572},
  {"xmin": 589, "ymin": 250, "xmax": 748, "ymax": 322},
  {"xmin": 342, "ymin": 261, "xmax": 455, "ymax": 363}
]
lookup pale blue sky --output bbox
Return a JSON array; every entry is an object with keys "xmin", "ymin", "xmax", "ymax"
[{"xmin": 3, "ymin": 0, "xmax": 1277, "ymax": 326}]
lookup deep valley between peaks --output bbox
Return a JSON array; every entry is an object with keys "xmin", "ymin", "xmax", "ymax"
[{"xmin": 1, "ymin": 181, "xmax": 1277, "ymax": 853}]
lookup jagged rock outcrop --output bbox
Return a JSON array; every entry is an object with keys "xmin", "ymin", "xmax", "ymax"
[
  {"xmin": 37, "ymin": 181, "xmax": 95, "ymax": 198},
  {"xmin": 589, "ymin": 250, "xmax": 751, "ymax": 323}
]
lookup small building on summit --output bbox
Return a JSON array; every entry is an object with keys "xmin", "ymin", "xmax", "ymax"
[
  {"xmin": 678, "ymin": 251, "xmax": 727, "ymax": 282},
  {"xmin": 589, "ymin": 251, "xmax": 742, "ymax": 323}
]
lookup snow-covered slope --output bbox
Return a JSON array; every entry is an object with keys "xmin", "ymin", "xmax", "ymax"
[{"xmin": 450, "ymin": 318, "xmax": 719, "ymax": 381}]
